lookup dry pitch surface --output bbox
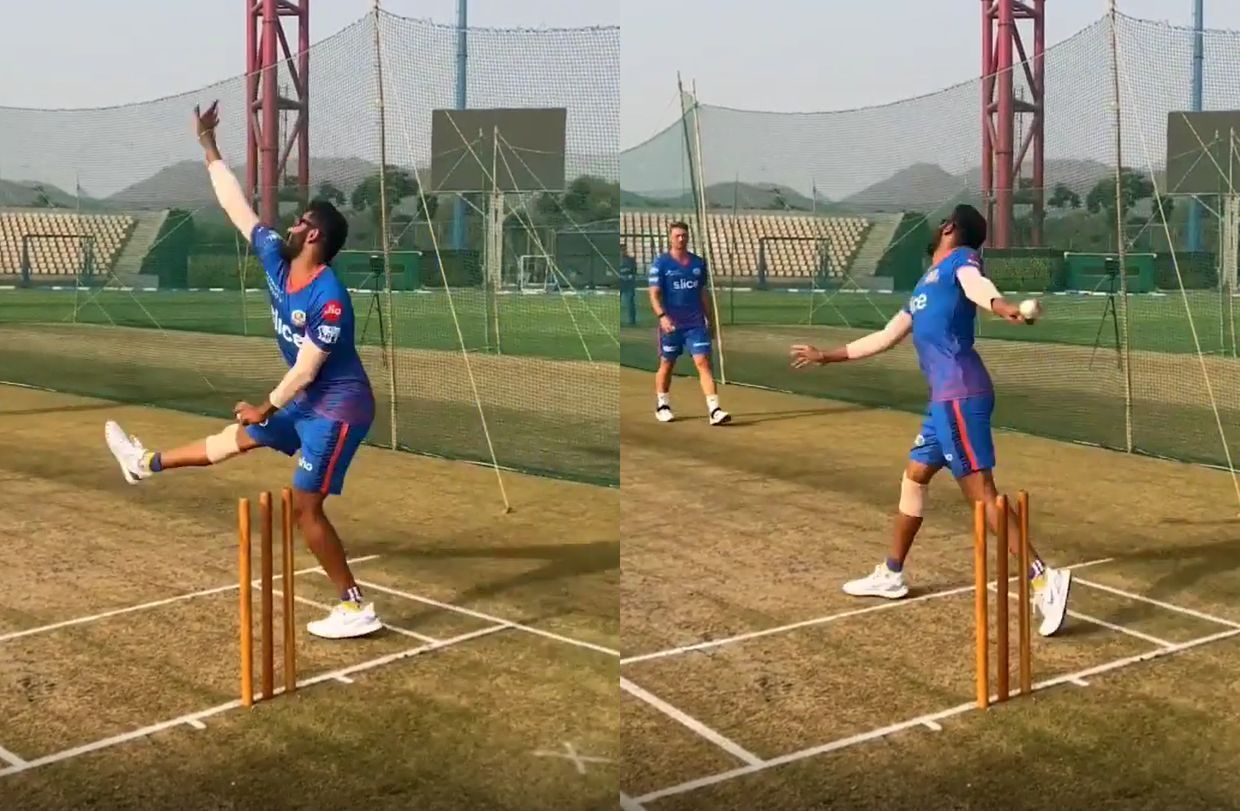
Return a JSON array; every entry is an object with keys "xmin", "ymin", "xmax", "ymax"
[
  {"xmin": 0, "ymin": 383, "xmax": 618, "ymax": 810},
  {"xmin": 620, "ymin": 366, "xmax": 1240, "ymax": 810}
]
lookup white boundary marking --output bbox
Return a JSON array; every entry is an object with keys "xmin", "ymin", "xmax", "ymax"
[
  {"xmin": 1075, "ymin": 578, "xmax": 1240, "ymax": 629},
  {"xmin": 352, "ymin": 577, "xmax": 620, "ymax": 658},
  {"xmin": 633, "ymin": 626, "xmax": 1240, "ymax": 803},
  {"xmin": 621, "ymin": 557, "xmax": 1116, "ymax": 666},
  {"xmin": 621, "ymin": 677, "xmax": 763, "ymax": 767},
  {"xmin": 0, "ymin": 555, "xmax": 383, "ymax": 645},
  {"xmin": 0, "ymin": 624, "xmax": 508, "ymax": 777}
]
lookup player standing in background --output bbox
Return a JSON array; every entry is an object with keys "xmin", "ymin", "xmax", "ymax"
[
  {"xmin": 789, "ymin": 204, "xmax": 1072, "ymax": 637},
  {"xmin": 648, "ymin": 221, "xmax": 730, "ymax": 425},
  {"xmin": 104, "ymin": 100, "xmax": 383, "ymax": 640}
]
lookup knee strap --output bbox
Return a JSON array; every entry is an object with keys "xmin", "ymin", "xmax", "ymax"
[
  {"xmin": 205, "ymin": 423, "xmax": 244, "ymax": 463},
  {"xmin": 899, "ymin": 473, "xmax": 928, "ymax": 517}
]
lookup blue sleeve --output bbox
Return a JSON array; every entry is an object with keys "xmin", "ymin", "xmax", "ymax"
[
  {"xmin": 305, "ymin": 280, "xmax": 350, "ymax": 352},
  {"xmin": 647, "ymin": 260, "xmax": 662, "ymax": 288},
  {"xmin": 251, "ymin": 224, "xmax": 286, "ymax": 283}
]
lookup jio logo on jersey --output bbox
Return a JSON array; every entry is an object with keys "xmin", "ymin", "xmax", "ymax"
[
  {"xmin": 323, "ymin": 301, "xmax": 343, "ymax": 323},
  {"xmin": 908, "ymin": 293, "xmax": 929, "ymax": 313},
  {"xmin": 672, "ymin": 278, "xmax": 699, "ymax": 291}
]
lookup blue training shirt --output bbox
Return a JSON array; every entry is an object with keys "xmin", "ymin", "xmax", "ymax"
[
  {"xmin": 252, "ymin": 224, "xmax": 375, "ymax": 424},
  {"xmin": 901, "ymin": 246, "xmax": 994, "ymax": 402},
  {"xmin": 648, "ymin": 251, "xmax": 708, "ymax": 329}
]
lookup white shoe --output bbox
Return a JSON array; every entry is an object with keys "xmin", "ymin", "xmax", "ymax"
[
  {"xmin": 709, "ymin": 407, "xmax": 732, "ymax": 426},
  {"xmin": 306, "ymin": 600, "xmax": 383, "ymax": 639},
  {"xmin": 104, "ymin": 419, "xmax": 151, "ymax": 484},
  {"xmin": 655, "ymin": 403, "xmax": 675, "ymax": 422},
  {"xmin": 843, "ymin": 563, "xmax": 909, "ymax": 599},
  {"xmin": 1035, "ymin": 567, "xmax": 1073, "ymax": 637}
]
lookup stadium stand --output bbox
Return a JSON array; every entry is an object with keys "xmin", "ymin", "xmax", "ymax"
[
  {"xmin": 0, "ymin": 208, "xmax": 137, "ymax": 284},
  {"xmin": 620, "ymin": 209, "xmax": 873, "ymax": 285}
]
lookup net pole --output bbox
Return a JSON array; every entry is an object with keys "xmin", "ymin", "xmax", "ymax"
[
  {"xmin": 690, "ymin": 80, "xmax": 727, "ymax": 384},
  {"xmin": 1109, "ymin": 0, "xmax": 1135, "ymax": 453},
  {"xmin": 372, "ymin": 0, "xmax": 399, "ymax": 450}
]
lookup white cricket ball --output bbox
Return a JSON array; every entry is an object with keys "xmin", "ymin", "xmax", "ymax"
[{"xmin": 1018, "ymin": 298, "xmax": 1043, "ymax": 322}]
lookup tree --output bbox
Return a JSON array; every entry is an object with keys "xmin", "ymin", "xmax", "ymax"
[
  {"xmin": 351, "ymin": 168, "xmax": 437, "ymax": 227},
  {"xmin": 1048, "ymin": 183, "xmax": 1081, "ymax": 210},
  {"xmin": 530, "ymin": 174, "xmax": 619, "ymax": 227},
  {"xmin": 316, "ymin": 181, "xmax": 346, "ymax": 207},
  {"xmin": 1086, "ymin": 169, "xmax": 1154, "ymax": 215}
]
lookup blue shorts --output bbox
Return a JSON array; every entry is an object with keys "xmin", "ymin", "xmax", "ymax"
[
  {"xmin": 908, "ymin": 394, "xmax": 996, "ymax": 479},
  {"xmin": 244, "ymin": 404, "xmax": 371, "ymax": 496},
  {"xmin": 659, "ymin": 325, "xmax": 712, "ymax": 361}
]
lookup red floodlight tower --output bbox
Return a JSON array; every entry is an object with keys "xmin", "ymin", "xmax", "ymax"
[
  {"xmin": 982, "ymin": 0, "xmax": 1045, "ymax": 248},
  {"xmin": 246, "ymin": 0, "xmax": 310, "ymax": 227}
]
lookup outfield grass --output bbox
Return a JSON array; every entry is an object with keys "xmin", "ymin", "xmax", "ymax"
[
  {"xmin": 695, "ymin": 288, "xmax": 1240, "ymax": 357},
  {"xmin": 0, "ymin": 288, "xmax": 621, "ymax": 364}
]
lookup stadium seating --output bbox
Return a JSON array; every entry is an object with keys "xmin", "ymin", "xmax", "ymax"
[
  {"xmin": 620, "ymin": 209, "xmax": 872, "ymax": 284},
  {"xmin": 0, "ymin": 209, "xmax": 137, "ymax": 282}
]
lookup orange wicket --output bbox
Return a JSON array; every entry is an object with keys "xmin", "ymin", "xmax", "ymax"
[
  {"xmin": 238, "ymin": 488, "xmax": 297, "ymax": 706},
  {"xmin": 974, "ymin": 490, "xmax": 1034, "ymax": 709}
]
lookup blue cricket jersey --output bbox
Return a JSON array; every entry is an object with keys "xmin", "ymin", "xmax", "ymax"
[
  {"xmin": 252, "ymin": 224, "xmax": 375, "ymax": 424},
  {"xmin": 648, "ymin": 251, "xmax": 708, "ymax": 329},
  {"xmin": 901, "ymin": 247, "xmax": 994, "ymax": 402}
]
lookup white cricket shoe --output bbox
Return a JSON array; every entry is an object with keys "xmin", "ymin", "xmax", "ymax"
[
  {"xmin": 842, "ymin": 563, "xmax": 910, "ymax": 599},
  {"xmin": 655, "ymin": 403, "xmax": 675, "ymax": 422},
  {"xmin": 104, "ymin": 419, "xmax": 151, "ymax": 484},
  {"xmin": 709, "ymin": 407, "xmax": 732, "ymax": 426},
  {"xmin": 307, "ymin": 600, "xmax": 383, "ymax": 639},
  {"xmin": 1035, "ymin": 567, "xmax": 1073, "ymax": 637}
]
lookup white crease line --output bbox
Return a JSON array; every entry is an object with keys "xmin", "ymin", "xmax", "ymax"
[
  {"xmin": 621, "ymin": 677, "xmax": 763, "ymax": 767},
  {"xmin": 990, "ymin": 586, "xmax": 1175, "ymax": 647},
  {"xmin": 1070, "ymin": 677, "xmax": 1090, "ymax": 687},
  {"xmin": 185, "ymin": 719, "xmax": 206, "ymax": 731},
  {"xmin": 921, "ymin": 720, "xmax": 942, "ymax": 732},
  {"xmin": 635, "ymin": 626, "xmax": 1240, "ymax": 804},
  {"xmin": 1075, "ymin": 578, "xmax": 1240, "ymax": 630},
  {"xmin": 619, "ymin": 792, "xmax": 647, "ymax": 811},
  {"xmin": 622, "ymin": 557, "xmax": 1116, "ymax": 666},
  {"xmin": 0, "ymin": 744, "xmax": 27, "ymax": 769},
  {"xmin": 0, "ymin": 554, "xmax": 383, "ymax": 645},
  {"xmin": 267, "ymin": 586, "xmax": 439, "ymax": 644},
  {"xmin": 352, "ymin": 577, "xmax": 619, "ymax": 658},
  {"xmin": 0, "ymin": 624, "xmax": 508, "ymax": 778}
]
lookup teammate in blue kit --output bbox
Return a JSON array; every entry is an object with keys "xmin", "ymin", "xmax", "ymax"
[
  {"xmin": 789, "ymin": 205, "xmax": 1072, "ymax": 637},
  {"xmin": 648, "ymin": 220, "xmax": 730, "ymax": 425},
  {"xmin": 104, "ymin": 100, "xmax": 383, "ymax": 640}
]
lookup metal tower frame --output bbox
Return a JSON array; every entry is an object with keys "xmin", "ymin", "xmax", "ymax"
[
  {"xmin": 246, "ymin": 0, "xmax": 310, "ymax": 227},
  {"xmin": 982, "ymin": 0, "xmax": 1045, "ymax": 248}
]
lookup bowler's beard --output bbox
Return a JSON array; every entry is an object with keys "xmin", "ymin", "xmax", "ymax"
[{"xmin": 279, "ymin": 232, "xmax": 307, "ymax": 262}]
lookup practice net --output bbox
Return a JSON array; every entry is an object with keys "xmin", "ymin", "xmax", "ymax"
[
  {"xmin": 0, "ymin": 10, "xmax": 619, "ymax": 487},
  {"xmin": 620, "ymin": 12, "xmax": 1240, "ymax": 476}
]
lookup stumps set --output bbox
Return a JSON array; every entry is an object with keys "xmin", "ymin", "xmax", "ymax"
[{"xmin": 238, "ymin": 488, "xmax": 297, "ymax": 707}]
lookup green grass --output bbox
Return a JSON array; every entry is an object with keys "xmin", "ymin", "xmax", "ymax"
[
  {"xmin": 694, "ymin": 288, "xmax": 1240, "ymax": 356},
  {"xmin": 0, "ymin": 288, "xmax": 622, "ymax": 364}
]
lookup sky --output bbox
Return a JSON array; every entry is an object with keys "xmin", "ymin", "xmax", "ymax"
[
  {"xmin": 4, "ymin": 1, "xmax": 1240, "ymax": 160},
  {"xmin": 620, "ymin": 0, "xmax": 1240, "ymax": 150},
  {"xmin": 0, "ymin": 0, "xmax": 616, "ymax": 110}
]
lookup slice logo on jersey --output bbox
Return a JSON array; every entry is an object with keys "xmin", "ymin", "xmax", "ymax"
[
  {"xmin": 270, "ymin": 307, "xmax": 305, "ymax": 348},
  {"xmin": 672, "ymin": 278, "xmax": 699, "ymax": 291},
  {"xmin": 322, "ymin": 301, "xmax": 343, "ymax": 323},
  {"xmin": 317, "ymin": 324, "xmax": 341, "ymax": 345},
  {"xmin": 291, "ymin": 309, "xmax": 307, "ymax": 327},
  {"xmin": 908, "ymin": 293, "xmax": 928, "ymax": 313}
]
